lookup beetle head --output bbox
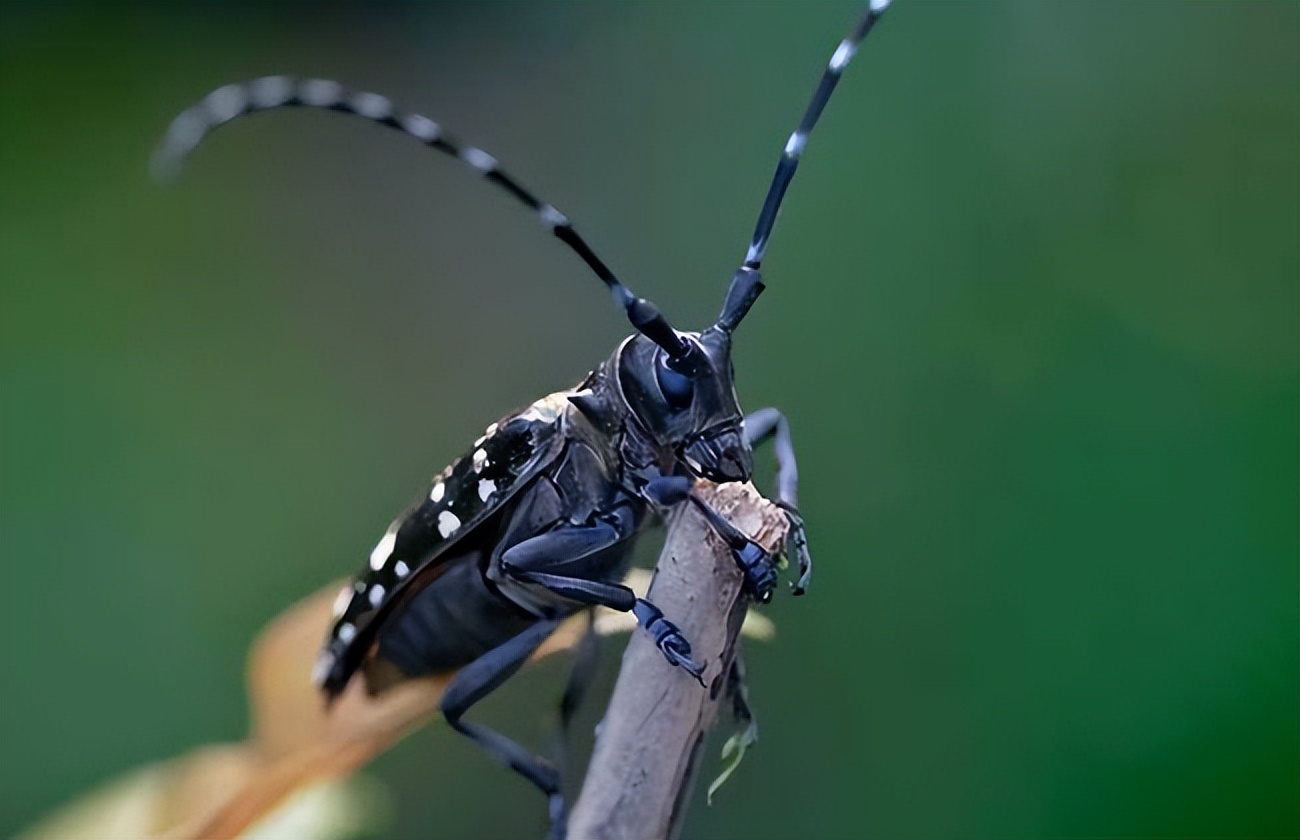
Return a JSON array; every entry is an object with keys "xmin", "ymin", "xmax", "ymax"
[{"xmin": 618, "ymin": 327, "xmax": 751, "ymax": 483}]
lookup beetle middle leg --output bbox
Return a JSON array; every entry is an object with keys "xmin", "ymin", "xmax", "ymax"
[{"xmin": 496, "ymin": 505, "xmax": 706, "ymax": 681}]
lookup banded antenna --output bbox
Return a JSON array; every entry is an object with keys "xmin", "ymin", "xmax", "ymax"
[
  {"xmin": 744, "ymin": 0, "xmax": 892, "ymax": 271},
  {"xmin": 153, "ymin": 75, "xmax": 704, "ymax": 372},
  {"xmin": 717, "ymin": 0, "xmax": 894, "ymax": 334}
]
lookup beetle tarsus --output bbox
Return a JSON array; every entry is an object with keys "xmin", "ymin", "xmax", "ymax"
[
  {"xmin": 685, "ymin": 493, "xmax": 779, "ymax": 602},
  {"xmin": 634, "ymin": 598, "xmax": 706, "ymax": 682},
  {"xmin": 735, "ymin": 541, "xmax": 779, "ymax": 602}
]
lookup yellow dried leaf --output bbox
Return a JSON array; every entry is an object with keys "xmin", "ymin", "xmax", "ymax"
[{"xmin": 21, "ymin": 567, "xmax": 773, "ymax": 839}]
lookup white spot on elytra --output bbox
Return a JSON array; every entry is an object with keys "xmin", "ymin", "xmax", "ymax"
[
  {"xmin": 478, "ymin": 478, "xmax": 497, "ymax": 502},
  {"xmin": 437, "ymin": 510, "xmax": 461, "ymax": 538},
  {"xmin": 784, "ymin": 131, "xmax": 808, "ymax": 158},
  {"xmin": 311, "ymin": 652, "xmax": 334, "ymax": 686},
  {"xmin": 369, "ymin": 531, "xmax": 397, "ymax": 570},
  {"xmin": 394, "ymin": 559, "xmax": 410, "ymax": 579},
  {"xmin": 474, "ymin": 422, "xmax": 501, "ymax": 447},
  {"xmin": 472, "ymin": 449, "xmax": 489, "ymax": 473},
  {"xmin": 331, "ymin": 585, "xmax": 352, "ymax": 618},
  {"xmin": 519, "ymin": 392, "xmax": 568, "ymax": 423},
  {"xmin": 461, "ymin": 146, "xmax": 496, "ymax": 173},
  {"xmin": 368, "ymin": 584, "xmax": 386, "ymax": 607},
  {"xmin": 403, "ymin": 113, "xmax": 441, "ymax": 142},
  {"xmin": 829, "ymin": 39, "xmax": 857, "ymax": 73},
  {"xmin": 337, "ymin": 622, "xmax": 356, "ymax": 643},
  {"xmin": 870, "ymin": 0, "xmax": 892, "ymax": 12},
  {"xmin": 430, "ymin": 481, "xmax": 445, "ymax": 503}
]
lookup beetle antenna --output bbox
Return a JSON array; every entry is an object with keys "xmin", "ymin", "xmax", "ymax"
[
  {"xmin": 153, "ymin": 76, "xmax": 698, "ymax": 365},
  {"xmin": 740, "ymin": 0, "xmax": 893, "ymax": 274}
]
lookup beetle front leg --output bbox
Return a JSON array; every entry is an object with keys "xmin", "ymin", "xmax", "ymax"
[
  {"xmin": 687, "ymin": 495, "xmax": 780, "ymax": 602},
  {"xmin": 643, "ymin": 476, "xmax": 780, "ymax": 602},
  {"xmin": 745, "ymin": 407, "xmax": 813, "ymax": 594}
]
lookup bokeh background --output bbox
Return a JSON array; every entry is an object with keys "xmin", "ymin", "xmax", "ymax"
[{"xmin": 2, "ymin": 2, "xmax": 1296, "ymax": 838}]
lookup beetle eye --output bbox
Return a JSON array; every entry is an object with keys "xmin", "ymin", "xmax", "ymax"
[{"xmin": 655, "ymin": 355, "xmax": 694, "ymax": 409}]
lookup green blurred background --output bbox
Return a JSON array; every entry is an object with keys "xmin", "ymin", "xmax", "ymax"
[{"xmin": 2, "ymin": 2, "xmax": 1296, "ymax": 838}]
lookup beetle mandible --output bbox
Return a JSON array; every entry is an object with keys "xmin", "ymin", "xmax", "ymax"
[{"xmin": 154, "ymin": 0, "xmax": 892, "ymax": 831}]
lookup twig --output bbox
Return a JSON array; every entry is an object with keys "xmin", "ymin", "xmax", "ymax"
[{"xmin": 567, "ymin": 481, "xmax": 789, "ymax": 840}]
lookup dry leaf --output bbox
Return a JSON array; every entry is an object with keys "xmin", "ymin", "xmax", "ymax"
[{"xmin": 21, "ymin": 568, "xmax": 773, "ymax": 839}]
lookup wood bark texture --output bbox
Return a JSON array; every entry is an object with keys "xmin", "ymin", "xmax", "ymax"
[{"xmin": 567, "ymin": 480, "xmax": 789, "ymax": 840}]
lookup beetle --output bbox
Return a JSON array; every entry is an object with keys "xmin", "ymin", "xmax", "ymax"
[{"xmin": 154, "ymin": 0, "xmax": 892, "ymax": 833}]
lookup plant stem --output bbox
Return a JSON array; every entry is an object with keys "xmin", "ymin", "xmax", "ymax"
[{"xmin": 567, "ymin": 481, "xmax": 788, "ymax": 840}]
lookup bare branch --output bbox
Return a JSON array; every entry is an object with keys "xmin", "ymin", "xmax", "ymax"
[{"xmin": 568, "ymin": 481, "xmax": 789, "ymax": 840}]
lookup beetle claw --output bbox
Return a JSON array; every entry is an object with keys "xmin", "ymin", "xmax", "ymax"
[
  {"xmin": 659, "ymin": 630, "xmax": 707, "ymax": 684},
  {"xmin": 634, "ymin": 598, "xmax": 706, "ymax": 685},
  {"xmin": 776, "ymin": 503, "xmax": 812, "ymax": 595}
]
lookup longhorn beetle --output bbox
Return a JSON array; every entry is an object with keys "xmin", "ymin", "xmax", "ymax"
[{"xmin": 155, "ymin": 0, "xmax": 892, "ymax": 833}]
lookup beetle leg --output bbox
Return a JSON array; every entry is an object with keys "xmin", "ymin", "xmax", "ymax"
[
  {"xmin": 499, "ymin": 514, "xmax": 637, "ymax": 610},
  {"xmin": 744, "ymin": 407, "xmax": 813, "ymax": 595},
  {"xmin": 631, "ymin": 598, "xmax": 705, "ymax": 684},
  {"xmin": 511, "ymin": 568, "xmax": 702, "ymax": 684},
  {"xmin": 439, "ymin": 618, "xmax": 568, "ymax": 834},
  {"xmin": 643, "ymin": 474, "xmax": 694, "ymax": 507},
  {"xmin": 499, "ymin": 515, "xmax": 706, "ymax": 681},
  {"xmin": 742, "ymin": 408, "xmax": 798, "ymax": 506},
  {"xmin": 641, "ymin": 475, "xmax": 779, "ymax": 602},
  {"xmin": 777, "ymin": 505, "xmax": 813, "ymax": 596},
  {"xmin": 685, "ymin": 494, "xmax": 780, "ymax": 603},
  {"xmin": 549, "ymin": 612, "xmax": 599, "ymax": 777},
  {"xmin": 510, "ymin": 569, "xmax": 636, "ymax": 609}
]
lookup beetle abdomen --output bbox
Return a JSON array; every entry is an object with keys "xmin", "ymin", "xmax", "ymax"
[{"xmin": 366, "ymin": 553, "xmax": 539, "ymax": 688}]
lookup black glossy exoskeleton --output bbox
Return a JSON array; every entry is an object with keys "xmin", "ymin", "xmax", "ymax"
[{"xmin": 155, "ymin": 1, "xmax": 892, "ymax": 833}]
